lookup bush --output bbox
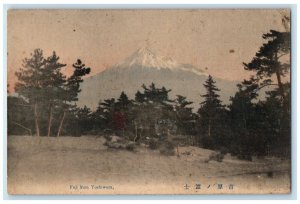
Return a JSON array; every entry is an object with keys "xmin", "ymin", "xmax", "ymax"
[
  {"xmin": 148, "ymin": 138, "xmax": 159, "ymax": 150},
  {"xmin": 105, "ymin": 141, "xmax": 123, "ymax": 149},
  {"xmin": 104, "ymin": 135, "xmax": 112, "ymax": 142},
  {"xmin": 159, "ymin": 141, "xmax": 175, "ymax": 156},
  {"xmin": 125, "ymin": 142, "xmax": 136, "ymax": 152},
  {"xmin": 124, "ymin": 131, "xmax": 136, "ymax": 142},
  {"xmin": 181, "ymin": 151, "xmax": 191, "ymax": 156},
  {"xmin": 207, "ymin": 152, "xmax": 225, "ymax": 162},
  {"xmin": 104, "ymin": 138, "xmax": 137, "ymax": 152}
]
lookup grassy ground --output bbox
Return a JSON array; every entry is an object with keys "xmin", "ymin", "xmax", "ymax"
[{"xmin": 7, "ymin": 135, "xmax": 291, "ymax": 195}]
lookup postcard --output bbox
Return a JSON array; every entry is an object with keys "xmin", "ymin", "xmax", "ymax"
[{"xmin": 7, "ymin": 9, "xmax": 291, "ymax": 194}]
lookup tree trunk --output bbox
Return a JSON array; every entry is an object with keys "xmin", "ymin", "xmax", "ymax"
[
  {"xmin": 275, "ymin": 70, "xmax": 285, "ymax": 103},
  {"xmin": 47, "ymin": 104, "xmax": 53, "ymax": 137},
  {"xmin": 274, "ymin": 53, "xmax": 290, "ymax": 149},
  {"xmin": 274, "ymin": 53, "xmax": 289, "ymax": 118},
  {"xmin": 134, "ymin": 121, "xmax": 138, "ymax": 142},
  {"xmin": 274, "ymin": 52, "xmax": 286, "ymax": 103},
  {"xmin": 33, "ymin": 102, "xmax": 40, "ymax": 137},
  {"xmin": 57, "ymin": 110, "xmax": 66, "ymax": 137}
]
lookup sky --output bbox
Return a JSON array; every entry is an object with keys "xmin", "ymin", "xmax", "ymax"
[{"xmin": 7, "ymin": 9, "xmax": 289, "ymax": 92}]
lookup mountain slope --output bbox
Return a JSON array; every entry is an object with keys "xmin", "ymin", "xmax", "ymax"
[{"xmin": 78, "ymin": 48, "xmax": 238, "ymax": 110}]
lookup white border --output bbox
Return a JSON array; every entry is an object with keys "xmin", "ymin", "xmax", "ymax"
[{"xmin": 1, "ymin": 0, "xmax": 299, "ymax": 202}]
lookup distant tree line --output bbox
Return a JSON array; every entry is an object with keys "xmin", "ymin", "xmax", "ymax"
[{"xmin": 8, "ymin": 29, "xmax": 291, "ymax": 158}]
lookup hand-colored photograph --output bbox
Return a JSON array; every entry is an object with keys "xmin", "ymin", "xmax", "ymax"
[{"xmin": 7, "ymin": 9, "xmax": 291, "ymax": 194}]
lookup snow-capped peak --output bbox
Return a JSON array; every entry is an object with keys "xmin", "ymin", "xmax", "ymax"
[
  {"xmin": 114, "ymin": 47, "xmax": 207, "ymax": 76},
  {"xmin": 116, "ymin": 47, "xmax": 178, "ymax": 69}
]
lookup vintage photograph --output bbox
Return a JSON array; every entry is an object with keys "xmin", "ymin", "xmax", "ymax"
[{"xmin": 7, "ymin": 9, "xmax": 291, "ymax": 194}]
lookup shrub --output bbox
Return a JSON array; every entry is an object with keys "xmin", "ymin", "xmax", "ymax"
[
  {"xmin": 104, "ymin": 135, "xmax": 112, "ymax": 142},
  {"xmin": 125, "ymin": 142, "xmax": 136, "ymax": 152},
  {"xmin": 105, "ymin": 141, "xmax": 123, "ymax": 149},
  {"xmin": 207, "ymin": 152, "xmax": 225, "ymax": 162},
  {"xmin": 124, "ymin": 131, "xmax": 136, "ymax": 142},
  {"xmin": 181, "ymin": 151, "xmax": 191, "ymax": 156},
  {"xmin": 105, "ymin": 139, "xmax": 137, "ymax": 152},
  {"xmin": 159, "ymin": 141, "xmax": 175, "ymax": 156},
  {"xmin": 149, "ymin": 138, "xmax": 159, "ymax": 150}
]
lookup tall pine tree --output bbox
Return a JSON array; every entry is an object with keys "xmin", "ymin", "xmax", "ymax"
[
  {"xmin": 15, "ymin": 49, "xmax": 46, "ymax": 136},
  {"xmin": 56, "ymin": 59, "xmax": 91, "ymax": 137},
  {"xmin": 174, "ymin": 95, "xmax": 194, "ymax": 135},
  {"xmin": 43, "ymin": 52, "xmax": 66, "ymax": 136},
  {"xmin": 243, "ymin": 30, "xmax": 290, "ymax": 110},
  {"xmin": 242, "ymin": 29, "xmax": 291, "ymax": 156},
  {"xmin": 197, "ymin": 75, "xmax": 225, "ymax": 148}
]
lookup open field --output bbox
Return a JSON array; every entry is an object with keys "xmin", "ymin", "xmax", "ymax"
[{"xmin": 7, "ymin": 136, "xmax": 290, "ymax": 195}]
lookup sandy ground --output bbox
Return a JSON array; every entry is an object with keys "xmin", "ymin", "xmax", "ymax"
[{"xmin": 7, "ymin": 136, "xmax": 291, "ymax": 195}]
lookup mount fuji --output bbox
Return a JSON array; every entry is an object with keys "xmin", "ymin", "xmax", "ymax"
[
  {"xmin": 113, "ymin": 47, "xmax": 207, "ymax": 76},
  {"xmin": 77, "ymin": 47, "xmax": 238, "ymax": 110}
]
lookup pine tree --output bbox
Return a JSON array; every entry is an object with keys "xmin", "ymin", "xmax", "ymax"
[
  {"xmin": 242, "ymin": 29, "xmax": 291, "ymax": 156},
  {"xmin": 15, "ymin": 49, "xmax": 68, "ymax": 136},
  {"xmin": 56, "ymin": 59, "xmax": 91, "ymax": 137},
  {"xmin": 15, "ymin": 49, "xmax": 46, "ymax": 136},
  {"xmin": 133, "ymin": 83, "xmax": 174, "ymax": 140},
  {"xmin": 98, "ymin": 98, "xmax": 116, "ymax": 130},
  {"xmin": 198, "ymin": 75, "xmax": 224, "ymax": 138},
  {"xmin": 76, "ymin": 105, "xmax": 93, "ymax": 135},
  {"xmin": 243, "ymin": 30, "xmax": 290, "ymax": 108},
  {"xmin": 116, "ymin": 91, "xmax": 132, "ymax": 110},
  {"xmin": 259, "ymin": 83, "xmax": 291, "ymax": 156},
  {"xmin": 141, "ymin": 83, "xmax": 173, "ymax": 105},
  {"xmin": 135, "ymin": 91, "xmax": 145, "ymax": 103},
  {"xmin": 64, "ymin": 59, "xmax": 91, "ymax": 101},
  {"xmin": 228, "ymin": 81, "xmax": 258, "ymax": 155},
  {"xmin": 43, "ymin": 52, "xmax": 66, "ymax": 136},
  {"xmin": 174, "ymin": 95, "xmax": 194, "ymax": 135}
]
